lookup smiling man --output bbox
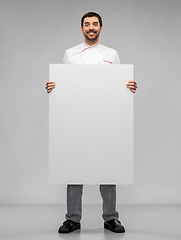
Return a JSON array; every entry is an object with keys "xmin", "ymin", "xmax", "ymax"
[{"xmin": 46, "ymin": 12, "xmax": 137, "ymax": 234}]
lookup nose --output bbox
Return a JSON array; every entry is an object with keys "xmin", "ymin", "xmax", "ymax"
[{"xmin": 89, "ymin": 24, "xmax": 94, "ymax": 29}]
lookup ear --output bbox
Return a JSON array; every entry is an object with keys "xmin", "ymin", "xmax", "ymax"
[
  {"xmin": 100, "ymin": 26, "xmax": 103, "ymax": 33},
  {"xmin": 81, "ymin": 26, "xmax": 83, "ymax": 33}
]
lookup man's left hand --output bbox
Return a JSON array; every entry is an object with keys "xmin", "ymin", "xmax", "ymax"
[{"xmin": 126, "ymin": 80, "xmax": 137, "ymax": 93}]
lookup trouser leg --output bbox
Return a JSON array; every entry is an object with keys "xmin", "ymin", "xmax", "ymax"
[
  {"xmin": 99, "ymin": 184, "xmax": 119, "ymax": 222},
  {"xmin": 65, "ymin": 184, "xmax": 83, "ymax": 223}
]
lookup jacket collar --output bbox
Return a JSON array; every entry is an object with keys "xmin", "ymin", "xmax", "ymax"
[{"xmin": 82, "ymin": 41, "xmax": 100, "ymax": 52}]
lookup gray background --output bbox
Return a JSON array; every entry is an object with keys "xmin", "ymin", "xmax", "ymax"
[{"xmin": 0, "ymin": 0, "xmax": 181, "ymax": 204}]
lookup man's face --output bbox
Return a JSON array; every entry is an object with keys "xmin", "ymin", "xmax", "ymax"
[{"xmin": 81, "ymin": 16, "xmax": 102, "ymax": 42}]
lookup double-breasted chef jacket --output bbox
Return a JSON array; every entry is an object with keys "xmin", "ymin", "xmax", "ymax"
[{"xmin": 63, "ymin": 42, "xmax": 120, "ymax": 64}]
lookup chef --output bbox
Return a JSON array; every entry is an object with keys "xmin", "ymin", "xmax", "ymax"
[{"xmin": 46, "ymin": 12, "xmax": 137, "ymax": 234}]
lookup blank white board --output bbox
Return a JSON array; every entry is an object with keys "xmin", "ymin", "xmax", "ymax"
[{"xmin": 49, "ymin": 64, "xmax": 134, "ymax": 184}]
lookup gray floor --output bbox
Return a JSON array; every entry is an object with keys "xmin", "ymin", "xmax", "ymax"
[{"xmin": 0, "ymin": 204, "xmax": 180, "ymax": 240}]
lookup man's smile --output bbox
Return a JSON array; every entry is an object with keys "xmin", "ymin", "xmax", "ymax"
[
  {"xmin": 86, "ymin": 31, "xmax": 97, "ymax": 37},
  {"xmin": 89, "ymin": 32, "xmax": 95, "ymax": 36}
]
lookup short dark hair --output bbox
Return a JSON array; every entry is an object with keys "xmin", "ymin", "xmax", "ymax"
[{"xmin": 81, "ymin": 12, "xmax": 103, "ymax": 27}]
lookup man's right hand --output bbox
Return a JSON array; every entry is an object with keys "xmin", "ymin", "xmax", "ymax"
[{"xmin": 46, "ymin": 81, "xmax": 56, "ymax": 93}]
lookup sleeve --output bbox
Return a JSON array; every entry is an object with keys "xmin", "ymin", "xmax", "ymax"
[
  {"xmin": 62, "ymin": 50, "xmax": 70, "ymax": 64},
  {"xmin": 112, "ymin": 51, "xmax": 121, "ymax": 64}
]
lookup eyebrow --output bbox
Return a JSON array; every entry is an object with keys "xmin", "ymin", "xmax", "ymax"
[{"xmin": 84, "ymin": 22, "xmax": 98, "ymax": 24}]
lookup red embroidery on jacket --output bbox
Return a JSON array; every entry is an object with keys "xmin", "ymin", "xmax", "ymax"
[{"xmin": 103, "ymin": 60, "xmax": 112, "ymax": 64}]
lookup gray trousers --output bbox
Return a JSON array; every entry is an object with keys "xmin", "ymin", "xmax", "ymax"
[{"xmin": 65, "ymin": 185, "xmax": 119, "ymax": 223}]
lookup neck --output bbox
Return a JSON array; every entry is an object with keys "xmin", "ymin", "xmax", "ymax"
[{"xmin": 84, "ymin": 38, "xmax": 99, "ymax": 46}]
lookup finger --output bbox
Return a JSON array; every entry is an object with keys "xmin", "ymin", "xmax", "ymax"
[
  {"xmin": 127, "ymin": 80, "xmax": 137, "ymax": 84},
  {"xmin": 130, "ymin": 88, "xmax": 136, "ymax": 93},
  {"xmin": 46, "ymin": 82, "xmax": 56, "ymax": 87},
  {"xmin": 126, "ymin": 83, "xmax": 137, "ymax": 88},
  {"xmin": 46, "ymin": 84, "xmax": 56, "ymax": 89},
  {"xmin": 126, "ymin": 82, "xmax": 137, "ymax": 86},
  {"xmin": 126, "ymin": 84, "xmax": 136, "ymax": 88},
  {"xmin": 126, "ymin": 85, "xmax": 137, "ymax": 90},
  {"xmin": 46, "ymin": 83, "xmax": 56, "ymax": 87},
  {"xmin": 47, "ymin": 81, "xmax": 55, "ymax": 84},
  {"xmin": 46, "ymin": 87, "xmax": 55, "ymax": 91},
  {"xmin": 47, "ymin": 85, "xmax": 55, "ymax": 88}
]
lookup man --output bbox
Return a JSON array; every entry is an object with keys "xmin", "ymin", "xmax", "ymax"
[{"xmin": 46, "ymin": 12, "xmax": 137, "ymax": 234}]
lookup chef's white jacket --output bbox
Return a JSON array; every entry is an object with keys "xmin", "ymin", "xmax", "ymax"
[{"xmin": 63, "ymin": 42, "xmax": 120, "ymax": 64}]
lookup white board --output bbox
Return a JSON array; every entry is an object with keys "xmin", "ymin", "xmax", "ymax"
[{"xmin": 49, "ymin": 64, "xmax": 134, "ymax": 184}]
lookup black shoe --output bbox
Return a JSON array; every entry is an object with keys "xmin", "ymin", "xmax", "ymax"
[
  {"xmin": 58, "ymin": 219, "xmax": 81, "ymax": 234},
  {"xmin": 104, "ymin": 219, "xmax": 125, "ymax": 233}
]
